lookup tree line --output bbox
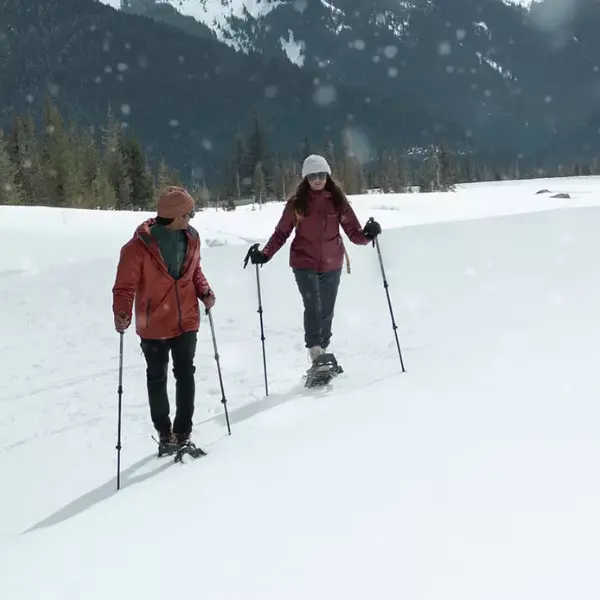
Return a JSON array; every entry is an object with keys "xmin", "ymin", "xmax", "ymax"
[
  {"xmin": 0, "ymin": 95, "xmax": 185, "ymax": 210},
  {"xmin": 1, "ymin": 98, "xmax": 599, "ymax": 210}
]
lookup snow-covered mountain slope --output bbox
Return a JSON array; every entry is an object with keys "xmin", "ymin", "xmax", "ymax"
[
  {"xmin": 103, "ymin": 0, "xmax": 535, "ymax": 24},
  {"xmin": 1, "ymin": 177, "xmax": 600, "ymax": 598},
  {"xmin": 157, "ymin": 0, "xmax": 580, "ymax": 156},
  {"xmin": 102, "ymin": 0, "xmax": 535, "ymax": 54},
  {"xmin": 102, "ymin": 0, "xmax": 281, "ymax": 35},
  {"xmin": 95, "ymin": 0, "xmax": 600, "ymax": 161}
]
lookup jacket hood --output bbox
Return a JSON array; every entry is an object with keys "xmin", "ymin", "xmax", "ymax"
[
  {"xmin": 134, "ymin": 218, "xmax": 156, "ymax": 239},
  {"xmin": 132, "ymin": 218, "xmax": 199, "ymax": 241}
]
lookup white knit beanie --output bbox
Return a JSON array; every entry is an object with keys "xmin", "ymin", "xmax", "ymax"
[{"xmin": 302, "ymin": 154, "xmax": 331, "ymax": 179}]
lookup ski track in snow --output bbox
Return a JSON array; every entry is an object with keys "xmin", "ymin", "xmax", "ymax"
[{"xmin": 1, "ymin": 177, "xmax": 600, "ymax": 598}]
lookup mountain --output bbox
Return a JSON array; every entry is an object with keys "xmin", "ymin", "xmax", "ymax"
[
  {"xmin": 120, "ymin": 0, "xmax": 217, "ymax": 41},
  {"xmin": 187, "ymin": 0, "xmax": 600, "ymax": 161},
  {"xmin": 3, "ymin": 0, "xmax": 600, "ymax": 191},
  {"xmin": 0, "ymin": 0, "xmax": 464, "ymax": 187}
]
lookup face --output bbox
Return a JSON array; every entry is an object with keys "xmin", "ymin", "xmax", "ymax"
[
  {"xmin": 167, "ymin": 209, "xmax": 196, "ymax": 230},
  {"xmin": 306, "ymin": 172, "xmax": 328, "ymax": 191}
]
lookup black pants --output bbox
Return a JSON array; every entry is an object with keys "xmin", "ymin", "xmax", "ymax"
[
  {"xmin": 293, "ymin": 268, "xmax": 342, "ymax": 349},
  {"xmin": 140, "ymin": 331, "xmax": 197, "ymax": 436}
]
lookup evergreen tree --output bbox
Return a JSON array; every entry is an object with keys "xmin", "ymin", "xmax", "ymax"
[
  {"xmin": 324, "ymin": 138, "xmax": 337, "ymax": 176},
  {"xmin": 40, "ymin": 94, "xmax": 74, "ymax": 206},
  {"xmin": 233, "ymin": 133, "xmax": 250, "ymax": 198},
  {"xmin": 339, "ymin": 151, "xmax": 364, "ymax": 194},
  {"xmin": 64, "ymin": 121, "xmax": 89, "ymax": 207},
  {"xmin": 253, "ymin": 162, "xmax": 266, "ymax": 206},
  {"xmin": 246, "ymin": 116, "xmax": 270, "ymax": 188},
  {"xmin": 91, "ymin": 165, "xmax": 117, "ymax": 208},
  {"xmin": 436, "ymin": 144, "xmax": 456, "ymax": 191},
  {"xmin": 271, "ymin": 155, "xmax": 298, "ymax": 201},
  {"xmin": 122, "ymin": 136, "xmax": 154, "ymax": 210},
  {"xmin": 301, "ymin": 136, "xmax": 311, "ymax": 161},
  {"xmin": 0, "ymin": 129, "xmax": 24, "ymax": 205},
  {"xmin": 156, "ymin": 158, "xmax": 171, "ymax": 190},
  {"xmin": 79, "ymin": 125, "xmax": 101, "ymax": 191},
  {"xmin": 378, "ymin": 150, "xmax": 395, "ymax": 192},
  {"xmin": 197, "ymin": 180, "xmax": 211, "ymax": 209},
  {"xmin": 221, "ymin": 159, "xmax": 236, "ymax": 202},
  {"xmin": 418, "ymin": 146, "xmax": 439, "ymax": 192},
  {"xmin": 8, "ymin": 113, "xmax": 43, "ymax": 205},
  {"xmin": 102, "ymin": 106, "xmax": 131, "ymax": 209}
]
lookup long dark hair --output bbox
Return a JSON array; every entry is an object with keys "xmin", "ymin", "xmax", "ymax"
[{"xmin": 291, "ymin": 175, "xmax": 348, "ymax": 216}]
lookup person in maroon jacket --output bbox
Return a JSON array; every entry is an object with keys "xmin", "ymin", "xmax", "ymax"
[{"xmin": 247, "ymin": 154, "xmax": 381, "ymax": 364}]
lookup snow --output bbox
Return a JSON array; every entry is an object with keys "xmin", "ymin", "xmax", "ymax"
[
  {"xmin": 2, "ymin": 176, "xmax": 600, "ymax": 598},
  {"xmin": 100, "ymin": 0, "xmax": 282, "ymax": 44},
  {"xmin": 100, "ymin": 0, "xmax": 538, "ymax": 19},
  {"xmin": 280, "ymin": 29, "xmax": 305, "ymax": 67}
]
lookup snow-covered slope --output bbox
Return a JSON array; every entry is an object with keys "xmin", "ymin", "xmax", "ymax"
[
  {"xmin": 101, "ymin": 0, "xmax": 281, "ymax": 33},
  {"xmin": 102, "ymin": 0, "xmax": 535, "ymax": 21},
  {"xmin": 101, "ymin": 0, "xmax": 534, "ymax": 48},
  {"xmin": 1, "ymin": 177, "xmax": 600, "ymax": 598}
]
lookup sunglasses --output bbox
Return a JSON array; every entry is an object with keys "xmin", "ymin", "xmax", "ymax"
[
  {"xmin": 307, "ymin": 172, "xmax": 328, "ymax": 181},
  {"xmin": 183, "ymin": 210, "xmax": 195, "ymax": 219}
]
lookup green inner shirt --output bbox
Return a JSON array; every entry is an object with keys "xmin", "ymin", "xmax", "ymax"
[{"xmin": 150, "ymin": 224, "xmax": 188, "ymax": 280}]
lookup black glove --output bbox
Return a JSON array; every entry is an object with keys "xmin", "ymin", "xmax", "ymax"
[
  {"xmin": 243, "ymin": 243, "xmax": 270, "ymax": 268},
  {"xmin": 250, "ymin": 248, "xmax": 269, "ymax": 265},
  {"xmin": 363, "ymin": 218, "xmax": 382, "ymax": 241}
]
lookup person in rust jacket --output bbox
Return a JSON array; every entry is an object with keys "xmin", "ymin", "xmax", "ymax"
[
  {"xmin": 112, "ymin": 186, "xmax": 215, "ymax": 453},
  {"xmin": 247, "ymin": 154, "xmax": 381, "ymax": 364}
]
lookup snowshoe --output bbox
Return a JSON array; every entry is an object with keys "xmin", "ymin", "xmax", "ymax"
[
  {"xmin": 158, "ymin": 441, "xmax": 178, "ymax": 458},
  {"xmin": 305, "ymin": 352, "xmax": 342, "ymax": 389},
  {"xmin": 153, "ymin": 433, "xmax": 179, "ymax": 458},
  {"xmin": 174, "ymin": 436, "xmax": 207, "ymax": 463}
]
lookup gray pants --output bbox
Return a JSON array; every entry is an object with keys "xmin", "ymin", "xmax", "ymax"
[{"xmin": 293, "ymin": 268, "xmax": 342, "ymax": 349}]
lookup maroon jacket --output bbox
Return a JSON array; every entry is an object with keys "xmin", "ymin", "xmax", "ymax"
[{"xmin": 262, "ymin": 190, "xmax": 370, "ymax": 272}]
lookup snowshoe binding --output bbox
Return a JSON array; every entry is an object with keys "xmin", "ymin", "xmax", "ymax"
[
  {"xmin": 173, "ymin": 434, "xmax": 206, "ymax": 463},
  {"xmin": 154, "ymin": 432, "xmax": 178, "ymax": 458},
  {"xmin": 305, "ymin": 352, "xmax": 343, "ymax": 389}
]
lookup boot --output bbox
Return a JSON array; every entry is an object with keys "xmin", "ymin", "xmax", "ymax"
[
  {"xmin": 157, "ymin": 430, "xmax": 177, "ymax": 457},
  {"xmin": 175, "ymin": 432, "xmax": 193, "ymax": 447},
  {"xmin": 174, "ymin": 432, "xmax": 206, "ymax": 460},
  {"xmin": 308, "ymin": 345, "xmax": 325, "ymax": 364}
]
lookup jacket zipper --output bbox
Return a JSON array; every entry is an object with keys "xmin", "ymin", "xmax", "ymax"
[
  {"xmin": 143, "ymin": 232, "xmax": 187, "ymax": 333},
  {"xmin": 174, "ymin": 281, "xmax": 184, "ymax": 333},
  {"xmin": 319, "ymin": 205, "xmax": 326, "ymax": 271}
]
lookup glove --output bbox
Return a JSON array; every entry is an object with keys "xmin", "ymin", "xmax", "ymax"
[
  {"xmin": 249, "ymin": 247, "xmax": 270, "ymax": 265},
  {"xmin": 243, "ymin": 243, "xmax": 270, "ymax": 269},
  {"xmin": 114, "ymin": 311, "xmax": 131, "ymax": 333},
  {"xmin": 363, "ymin": 218, "xmax": 382, "ymax": 241},
  {"xmin": 201, "ymin": 289, "xmax": 216, "ymax": 310}
]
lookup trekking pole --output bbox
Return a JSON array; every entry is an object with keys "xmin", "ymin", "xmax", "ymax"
[
  {"xmin": 116, "ymin": 331, "xmax": 124, "ymax": 490},
  {"xmin": 205, "ymin": 308, "xmax": 231, "ymax": 435},
  {"xmin": 243, "ymin": 243, "xmax": 269, "ymax": 396},
  {"xmin": 367, "ymin": 217, "xmax": 406, "ymax": 372}
]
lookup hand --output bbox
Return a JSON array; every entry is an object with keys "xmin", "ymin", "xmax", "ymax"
[
  {"xmin": 114, "ymin": 311, "xmax": 131, "ymax": 333},
  {"xmin": 243, "ymin": 243, "xmax": 270, "ymax": 268},
  {"xmin": 363, "ymin": 218, "xmax": 382, "ymax": 241},
  {"xmin": 250, "ymin": 247, "xmax": 270, "ymax": 265},
  {"xmin": 201, "ymin": 289, "xmax": 216, "ymax": 310}
]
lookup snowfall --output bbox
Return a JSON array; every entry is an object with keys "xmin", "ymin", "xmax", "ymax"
[{"xmin": 1, "ymin": 176, "xmax": 600, "ymax": 599}]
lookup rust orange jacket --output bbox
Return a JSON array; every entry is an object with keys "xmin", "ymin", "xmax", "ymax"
[{"xmin": 112, "ymin": 219, "xmax": 212, "ymax": 340}]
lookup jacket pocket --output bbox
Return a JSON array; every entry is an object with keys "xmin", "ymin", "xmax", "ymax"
[
  {"xmin": 146, "ymin": 300, "xmax": 151, "ymax": 328},
  {"xmin": 325, "ymin": 212, "xmax": 340, "ymax": 238}
]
